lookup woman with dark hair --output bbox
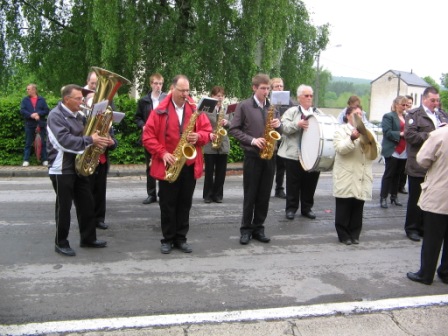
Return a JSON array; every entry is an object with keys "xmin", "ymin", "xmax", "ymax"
[
  {"xmin": 202, "ymin": 86, "xmax": 230, "ymax": 203},
  {"xmin": 333, "ymin": 106, "xmax": 381, "ymax": 245},
  {"xmin": 379, "ymin": 96, "xmax": 408, "ymax": 208}
]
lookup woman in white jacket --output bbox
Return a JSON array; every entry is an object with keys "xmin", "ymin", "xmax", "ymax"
[{"xmin": 333, "ymin": 106, "xmax": 381, "ymax": 245}]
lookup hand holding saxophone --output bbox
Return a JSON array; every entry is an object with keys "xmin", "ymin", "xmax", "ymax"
[
  {"xmin": 162, "ymin": 152, "xmax": 176, "ymax": 167},
  {"xmin": 271, "ymin": 118, "xmax": 281, "ymax": 129},
  {"xmin": 186, "ymin": 132, "xmax": 199, "ymax": 144},
  {"xmin": 252, "ymin": 137, "xmax": 267, "ymax": 149},
  {"xmin": 350, "ymin": 129, "xmax": 361, "ymax": 141}
]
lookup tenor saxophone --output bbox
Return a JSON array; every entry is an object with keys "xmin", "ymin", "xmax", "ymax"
[
  {"xmin": 211, "ymin": 104, "xmax": 227, "ymax": 149},
  {"xmin": 259, "ymin": 103, "xmax": 281, "ymax": 160},
  {"xmin": 165, "ymin": 99, "xmax": 199, "ymax": 183}
]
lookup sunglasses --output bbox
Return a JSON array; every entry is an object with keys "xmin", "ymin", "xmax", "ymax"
[{"xmin": 303, "ymin": 94, "xmax": 313, "ymax": 98}]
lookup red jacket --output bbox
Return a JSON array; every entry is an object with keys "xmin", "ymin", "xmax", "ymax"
[{"xmin": 142, "ymin": 93, "xmax": 212, "ymax": 180}]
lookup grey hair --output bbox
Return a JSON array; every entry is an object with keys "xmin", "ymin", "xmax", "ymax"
[{"xmin": 297, "ymin": 84, "xmax": 313, "ymax": 96}]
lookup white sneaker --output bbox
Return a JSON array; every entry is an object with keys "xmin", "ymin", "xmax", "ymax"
[
  {"xmin": 22, "ymin": 161, "xmax": 30, "ymax": 167},
  {"xmin": 42, "ymin": 161, "xmax": 48, "ymax": 166}
]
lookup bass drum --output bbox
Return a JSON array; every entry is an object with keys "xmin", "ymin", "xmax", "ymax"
[{"xmin": 298, "ymin": 113, "xmax": 339, "ymax": 172}]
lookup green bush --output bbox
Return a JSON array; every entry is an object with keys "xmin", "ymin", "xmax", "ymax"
[{"xmin": 0, "ymin": 95, "xmax": 244, "ymax": 165}]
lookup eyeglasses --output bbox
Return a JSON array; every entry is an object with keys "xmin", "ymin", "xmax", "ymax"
[
  {"xmin": 430, "ymin": 98, "xmax": 440, "ymax": 103},
  {"xmin": 176, "ymin": 87, "xmax": 190, "ymax": 93},
  {"xmin": 400, "ymin": 104, "xmax": 407, "ymax": 107},
  {"xmin": 303, "ymin": 94, "xmax": 313, "ymax": 98},
  {"xmin": 68, "ymin": 96, "xmax": 83, "ymax": 101},
  {"xmin": 273, "ymin": 85, "xmax": 284, "ymax": 89},
  {"xmin": 152, "ymin": 82, "xmax": 164, "ymax": 85}
]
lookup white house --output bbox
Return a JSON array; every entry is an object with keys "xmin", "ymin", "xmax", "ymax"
[{"xmin": 369, "ymin": 70, "xmax": 430, "ymax": 122}]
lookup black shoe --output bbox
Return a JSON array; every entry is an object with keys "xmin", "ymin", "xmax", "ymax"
[
  {"xmin": 341, "ymin": 240, "xmax": 352, "ymax": 246},
  {"xmin": 407, "ymin": 272, "xmax": 432, "ymax": 285},
  {"xmin": 204, "ymin": 198, "xmax": 212, "ymax": 204},
  {"xmin": 96, "ymin": 221, "xmax": 108, "ymax": 230},
  {"xmin": 275, "ymin": 190, "xmax": 286, "ymax": 199},
  {"xmin": 398, "ymin": 187, "xmax": 408, "ymax": 194},
  {"xmin": 437, "ymin": 273, "xmax": 448, "ymax": 284},
  {"xmin": 286, "ymin": 211, "xmax": 295, "ymax": 220},
  {"xmin": 142, "ymin": 196, "xmax": 157, "ymax": 204},
  {"xmin": 80, "ymin": 239, "xmax": 107, "ymax": 248},
  {"xmin": 240, "ymin": 233, "xmax": 251, "ymax": 245},
  {"xmin": 213, "ymin": 198, "xmax": 223, "ymax": 203},
  {"xmin": 252, "ymin": 233, "xmax": 271, "ymax": 243},
  {"xmin": 351, "ymin": 238, "xmax": 359, "ymax": 245},
  {"xmin": 301, "ymin": 210, "xmax": 316, "ymax": 219},
  {"xmin": 55, "ymin": 245, "xmax": 76, "ymax": 256},
  {"xmin": 380, "ymin": 197, "xmax": 388, "ymax": 208},
  {"xmin": 390, "ymin": 195, "xmax": 402, "ymax": 206},
  {"xmin": 160, "ymin": 242, "xmax": 172, "ymax": 254},
  {"xmin": 174, "ymin": 242, "xmax": 193, "ymax": 253},
  {"xmin": 407, "ymin": 233, "xmax": 421, "ymax": 242}
]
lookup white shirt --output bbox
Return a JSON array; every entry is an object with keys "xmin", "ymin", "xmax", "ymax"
[{"xmin": 173, "ymin": 99, "xmax": 185, "ymax": 124}]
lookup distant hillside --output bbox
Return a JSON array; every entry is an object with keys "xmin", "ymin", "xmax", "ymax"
[{"xmin": 332, "ymin": 76, "xmax": 371, "ymax": 85}]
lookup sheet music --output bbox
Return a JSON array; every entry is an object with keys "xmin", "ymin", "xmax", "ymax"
[
  {"xmin": 196, "ymin": 97, "xmax": 218, "ymax": 113},
  {"xmin": 91, "ymin": 100, "xmax": 109, "ymax": 118},
  {"xmin": 112, "ymin": 111, "xmax": 126, "ymax": 123},
  {"xmin": 271, "ymin": 91, "xmax": 290, "ymax": 105}
]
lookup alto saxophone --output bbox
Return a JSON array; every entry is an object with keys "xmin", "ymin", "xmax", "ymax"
[
  {"xmin": 165, "ymin": 99, "xmax": 199, "ymax": 183},
  {"xmin": 211, "ymin": 104, "xmax": 227, "ymax": 149},
  {"xmin": 259, "ymin": 103, "xmax": 281, "ymax": 160}
]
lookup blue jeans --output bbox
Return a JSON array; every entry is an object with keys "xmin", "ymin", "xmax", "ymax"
[{"xmin": 23, "ymin": 124, "xmax": 47, "ymax": 161}]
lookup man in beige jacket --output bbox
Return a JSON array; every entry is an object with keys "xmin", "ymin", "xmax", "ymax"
[{"xmin": 407, "ymin": 125, "xmax": 448, "ymax": 285}]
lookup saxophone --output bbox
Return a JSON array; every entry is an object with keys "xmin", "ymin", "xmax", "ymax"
[
  {"xmin": 211, "ymin": 104, "xmax": 227, "ymax": 149},
  {"xmin": 75, "ymin": 67, "xmax": 130, "ymax": 176},
  {"xmin": 259, "ymin": 103, "xmax": 281, "ymax": 160},
  {"xmin": 165, "ymin": 99, "xmax": 199, "ymax": 183}
]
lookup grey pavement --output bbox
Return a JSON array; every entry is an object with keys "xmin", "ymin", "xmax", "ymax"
[{"xmin": 1, "ymin": 159, "xmax": 448, "ymax": 336}]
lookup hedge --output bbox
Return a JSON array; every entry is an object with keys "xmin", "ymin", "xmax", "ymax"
[{"xmin": 0, "ymin": 95, "xmax": 245, "ymax": 165}]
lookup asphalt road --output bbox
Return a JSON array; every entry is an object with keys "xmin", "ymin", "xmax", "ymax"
[{"xmin": 1, "ymin": 169, "xmax": 447, "ymax": 335}]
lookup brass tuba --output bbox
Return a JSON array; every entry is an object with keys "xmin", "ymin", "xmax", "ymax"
[
  {"xmin": 75, "ymin": 67, "xmax": 131, "ymax": 176},
  {"xmin": 260, "ymin": 102, "xmax": 281, "ymax": 160},
  {"xmin": 165, "ymin": 99, "xmax": 198, "ymax": 183},
  {"xmin": 211, "ymin": 103, "xmax": 227, "ymax": 149}
]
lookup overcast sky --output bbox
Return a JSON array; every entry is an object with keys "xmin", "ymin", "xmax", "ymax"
[{"xmin": 302, "ymin": 0, "xmax": 446, "ymax": 83}]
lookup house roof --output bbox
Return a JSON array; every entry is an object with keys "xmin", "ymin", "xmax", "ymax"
[{"xmin": 371, "ymin": 70, "xmax": 430, "ymax": 87}]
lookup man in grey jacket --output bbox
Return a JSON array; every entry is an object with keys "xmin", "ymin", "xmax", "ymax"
[{"xmin": 47, "ymin": 84, "xmax": 110, "ymax": 256}]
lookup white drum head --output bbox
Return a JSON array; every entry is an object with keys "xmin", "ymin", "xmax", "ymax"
[{"xmin": 300, "ymin": 115, "xmax": 320, "ymax": 170}]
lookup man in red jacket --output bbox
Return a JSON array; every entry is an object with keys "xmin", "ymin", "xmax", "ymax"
[{"xmin": 142, "ymin": 75, "xmax": 212, "ymax": 254}]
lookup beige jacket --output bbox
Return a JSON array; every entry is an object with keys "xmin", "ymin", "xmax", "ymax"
[
  {"xmin": 332, "ymin": 124, "xmax": 381, "ymax": 201},
  {"xmin": 417, "ymin": 126, "xmax": 448, "ymax": 215}
]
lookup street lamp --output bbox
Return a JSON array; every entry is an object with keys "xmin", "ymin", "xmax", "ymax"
[
  {"xmin": 388, "ymin": 73, "xmax": 401, "ymax": 96},
  {"xmin": 315, "ymin": 44, "xmax": 342, "ymax": 108}
]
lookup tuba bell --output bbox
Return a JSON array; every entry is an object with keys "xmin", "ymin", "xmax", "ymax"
[{"xmin": 75, "ymin": 67, "xmax": 131, "ymax": 176}]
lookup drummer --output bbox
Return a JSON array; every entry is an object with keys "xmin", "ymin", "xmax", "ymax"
[{"xmin": 277, "ymin": 84, "xmax": 321, "ymax": 221}]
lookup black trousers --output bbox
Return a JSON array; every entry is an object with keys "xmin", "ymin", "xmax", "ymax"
[
  {"xmin": 284, "ymin": 158, "xmax": 320, "ymax": 214},
  {"xmin": 241, "ymin": 153, "xmax": 275, "ymax": 235},
  {"xmin": 203, "ymin": 154, "xmax": 228, "ymax": 201},
  {"xmin": 380, "ymin": 157, "xmax": 406, "ymax": 198},
  {"xmin": 405, "ymin": 176, "xmax": 424, "ymax": 236},
  {"xmin": 335, "ymin": 197, "xmax": 365, "ymax": 242},
  {"xmin": 49, "ymin": 174, "xmax": 97, "ymax": 247},
  {"xmin": 275, "ymin": 152, "xmax": 286, "ymax": 191},
  {"xmin": 418, "ymin": 211, "xmax": 448, "ymax": 282},
  {"xmin": 144, "ymin": 148, "xmax": 157, "ymax": 198},
  {"xmin": 89, "ymin": 162, "xmax": 107, "ymax": 223},
  {"xmin": 398, "ymin": 170, "xmax": 407, "ymax": 191},
  {"xmin": 158, "ymin": 164, "xmax": 196, "ymax": 244}
]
